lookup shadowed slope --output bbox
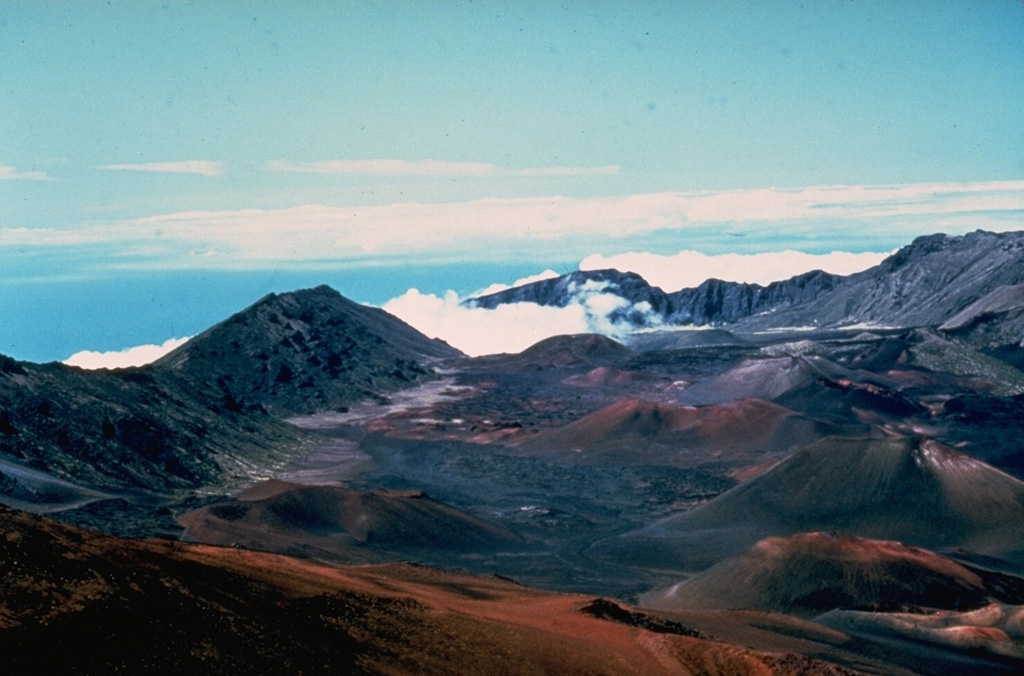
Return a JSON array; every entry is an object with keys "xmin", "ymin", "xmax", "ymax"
[
  {"xmin": 179, "ymin": 479, "xmax": 522, "ymax": 562},
  {"xmin": 0, "ymin": 355, "xmax": 298, "ymax": 497}
]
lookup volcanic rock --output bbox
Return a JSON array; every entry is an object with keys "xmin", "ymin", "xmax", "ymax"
[{"xmin": 0, "ymin": 356, "xmax": 297, "ymax": 495}]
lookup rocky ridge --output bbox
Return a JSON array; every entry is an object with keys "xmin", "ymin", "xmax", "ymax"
[{"xmin": 468, "ymin": 230, "xmax": 1024, "ymax": 344}]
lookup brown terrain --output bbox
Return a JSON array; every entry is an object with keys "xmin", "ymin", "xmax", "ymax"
[
  {"xmin": 1, "ymin": 504, "xmax": 869, "ymax": 676},
  {"xmin": 513, "ymin": 397, "xmax": 825, "ymax": 471}
]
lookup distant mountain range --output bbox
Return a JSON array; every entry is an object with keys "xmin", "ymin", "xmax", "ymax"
[{"xmin": 469, "ymin": 229, "xmax": 1024, "ymax": 348}]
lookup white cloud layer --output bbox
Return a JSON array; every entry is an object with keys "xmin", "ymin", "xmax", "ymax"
[
  {"xmin": 64, "ymin": 337, "xmax": 191, "ymax": 370},
  {"xmin": 266, "ymin": 159, "xmax": 619, "ymax": 177},
  {"xmin": 97, "ymin": 161, "xmax": 223, "ymax": 176},
  {"xmin": 0, "ymin": 163, "xmax": 55, "ymax": 181},
  {"xmin": 383, "ymin": 290, "xmax": 589, "ymax": 356},
  {"xmin": 580, "ymin": 249, "xmax": 891, "ymax": 291},
  {"xmin": 3, "ymin": 180, "xmax": 1022, "ymax": 271}
]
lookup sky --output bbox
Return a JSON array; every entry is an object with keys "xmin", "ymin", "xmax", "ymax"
[{"xmin": 2, "ymin": 1, "xmax": 1023, "ymax": 363}]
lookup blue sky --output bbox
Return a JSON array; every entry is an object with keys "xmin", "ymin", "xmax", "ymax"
[{"xmin": 2, "ymin": 1, "xmax": 1023, "ymax": 362}]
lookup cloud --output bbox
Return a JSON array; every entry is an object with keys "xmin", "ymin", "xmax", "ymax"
[
  {"xmin": 96, "ymin": 161, "xmax": 223, "ymax": 176},
  {"xmin": 266, "ymin": 159, "xmax": 619, "ymax": 177},
  {"xmin": 4, "ymin": 180, "xmax": 1023, "ymax": 272},
  {"xmin": 580, "ymin": 249, "xmax": 892, "ymax": 291},
  {"xmin": 0, "ymin": 163, "xmax": 55, "ymax": 181},
  {"xmin": 64, "ymin": 336, "xmax": 191, "ymax": 370},
  {"xmin": 382, "ymin": 289, "xmax": 589, "ymax": 356},
  {"xmin": 382, "ymin": 281, "xmax": 662, "ymax": 357}
]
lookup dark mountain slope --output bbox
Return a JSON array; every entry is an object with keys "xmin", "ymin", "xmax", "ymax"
[
  {"xmin": 939, "ymin": 283, "xmax": 1024, "ymax": 351},
  {"xmin": 0, "ymin": 355, "xmax": 296, "ymax": 496},
  {"xmin": 154, "ymin": 285, "xmax": 463, "ymax": 415},
  {"xmin": 0, "ymin": 286, "xmax": 463, "ymax": 500},
  {"xmin": 667, "ymin": 270, "xmax": 842, "ymax": 325}
]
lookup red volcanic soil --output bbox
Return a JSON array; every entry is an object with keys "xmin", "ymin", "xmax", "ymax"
[
  {"xmin": 642, "ymin": 532, "xmax": 997, "ymax": 618},
  {"xmin": 515, "ymin": 397, "xmax": 823, "ymax": 468},
  {"xmin": 0, "ymin": 504, "xmax": 864, "ymax": 675},
  {"xmin": 178, "ymin": 479, "xmax": 521, "ymax": 562}
]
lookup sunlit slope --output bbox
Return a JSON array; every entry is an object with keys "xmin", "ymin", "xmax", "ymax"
[{"xmin": 642, "ymin": 532, "xmax": 1017, "ymax": 618}]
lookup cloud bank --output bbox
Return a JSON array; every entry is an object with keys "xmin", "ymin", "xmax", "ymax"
[
  {"xmin": 383, "ymin": 290, "xmax": 588, "ymax": 356},
  {"xmin": 97, "ymin": 161, "xmax": 223, "ymax": 177},
  {"xmin": 4, "ymin": 180, "xmax": 1021, "ymax": 272},
  {"xmin": 64, "ymin": 337, "xmax": 191, "ymax": 370}
]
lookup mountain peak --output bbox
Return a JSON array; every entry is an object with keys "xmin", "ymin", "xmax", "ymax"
[{"xmin": 154, "ymin": 285, "xmax": 462, "ymax": 414}]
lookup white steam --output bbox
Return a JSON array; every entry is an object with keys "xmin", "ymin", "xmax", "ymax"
[
  {"xmin": 383, "ymin": 281, "xmax": 661, "ymax": 357},
  {"xmin": 383, "ymin": 290, "xmax": 589, "ymax": 356}
]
